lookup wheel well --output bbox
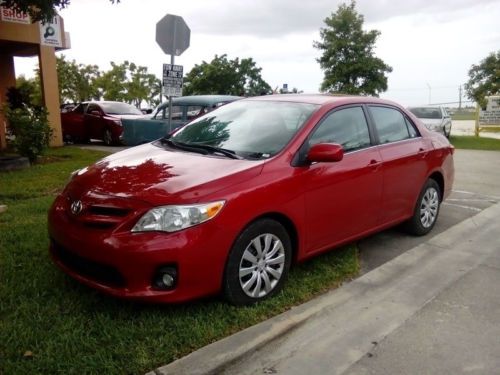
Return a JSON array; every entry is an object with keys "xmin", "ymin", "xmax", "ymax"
[
  {"xmin": 429, "ymin": 172, "xmax": 444, "ymax": 201},
  {"xmin": 250, "ymin": 213, "xmax": 299, "ymax": 263}
]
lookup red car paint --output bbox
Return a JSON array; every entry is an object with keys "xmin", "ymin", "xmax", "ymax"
[{"xmin": 48, "ymin": 95, "xmax": 454, "ymax": 303}]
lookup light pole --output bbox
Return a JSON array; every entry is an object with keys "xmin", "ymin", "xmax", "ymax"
[{"xmin": 426, "ymin": 83, "xmax": 431, "ymax": 104}]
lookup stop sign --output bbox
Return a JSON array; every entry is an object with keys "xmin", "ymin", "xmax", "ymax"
[{"xmin": 156, "ymin": 14, "xmax": 190, "ymax": 56}]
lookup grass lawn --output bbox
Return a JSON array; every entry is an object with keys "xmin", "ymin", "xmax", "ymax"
[
  {"xmin": 450, "ymin": 135, "xmax": 500, "ymax": 151},
  {"xmin": 0, "ymin": 146, "xmax": 358, "ymax": 374},
  {"xmin": 451, "ymin": 112, "xmax": 476, "ymax": 121}
]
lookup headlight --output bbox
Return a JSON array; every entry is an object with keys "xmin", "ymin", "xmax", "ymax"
[{"xmin": 131, "ymin": 201, "xmax": 225, "ymax": 233}]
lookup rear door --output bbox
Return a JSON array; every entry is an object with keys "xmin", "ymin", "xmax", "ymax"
[
  {"xmin": 300, "ymin": 105, "xmax": 384, "ymax": 254},
  {"xmin": 367, "ymin": 105, "xmax": 430, "ymax": 225}
]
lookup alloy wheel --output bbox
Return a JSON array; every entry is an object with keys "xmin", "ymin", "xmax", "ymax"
[{"xmin": 238, "ymin": 233, "xmax": 285, "ymax": 298}]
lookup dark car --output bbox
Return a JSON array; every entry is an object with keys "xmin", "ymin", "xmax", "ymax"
[
  {"xmin": 120, "ymin": 95, "xmax": 242, "ymax": 146},
  {"xmin": 49, "ymin": 95, "xmax": 454, "ymax": 305},
  {"xmin": 61, "ymin": 101, "xmax": 144, "ymax": 145}
]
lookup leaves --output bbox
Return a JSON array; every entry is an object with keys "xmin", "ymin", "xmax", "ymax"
[
  {"xmin": 464, "ymin": 50, "xmax": 500, "ymax": 108},
  {"xmin": 313, "ymin": 1, "xmax": 392, "ymax": 96},
  {"xmin": 183, "ymin": 54, "xmax": 271, "ymax": 97}
]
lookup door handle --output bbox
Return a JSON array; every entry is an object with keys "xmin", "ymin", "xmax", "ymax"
[
  {"xmin": 418, "ymin": 148, "xmax": 428, "ymax": 158},
  {"xmin": 368, "ymin": 159, "xmax": 381, "ymax": 170}
]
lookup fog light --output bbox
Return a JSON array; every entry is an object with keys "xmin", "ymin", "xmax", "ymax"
[{"xmin": 153, "ymin": 266, "xmax": 178, "ymax": 290}]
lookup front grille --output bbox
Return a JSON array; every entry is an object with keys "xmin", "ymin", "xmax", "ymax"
[
  {"xmin": 88, "ymin": 205, "xmax": 131, "ymax": 217},
  {"xmin": 51, "ymin": 240, "xmax": 126, "ymax": 288}
]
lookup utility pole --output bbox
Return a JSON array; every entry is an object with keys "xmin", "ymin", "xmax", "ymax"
[
  {"xmin": 426, "ymin": 83, "xmax": 431, "ymax": 104},
  {"xmin": 458, "ymin": 85, "xmax": 462, "ymax": 110}
]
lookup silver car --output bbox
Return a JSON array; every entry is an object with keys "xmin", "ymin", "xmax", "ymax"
[{"xmin": 408, "ymin": 106, "xmax": 452, "ymax": 138}]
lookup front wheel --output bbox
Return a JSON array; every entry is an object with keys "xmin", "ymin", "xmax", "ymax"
[
  {"xmin": 103, "ymin": 128, "xmax": 113, "ymax": 146},
  {"xmin": 223, "ymin": 219, "xmax": 292, "ymax": 305},
  {"xmin": 405, "ymin": 179, "xmax": 441, "ymax": 236}
]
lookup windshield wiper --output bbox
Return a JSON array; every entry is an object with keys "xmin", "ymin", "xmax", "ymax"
[
  {"xmin": 160, "ymin": 139, "xmax": 209, "ymax": 155},
  {"xmin": 185, "ymin": 143, "xmax": 243, "ymax": 159},
  {"xmin": 160, "ymin": 138, "xmax": 242, "ymax": 159}
]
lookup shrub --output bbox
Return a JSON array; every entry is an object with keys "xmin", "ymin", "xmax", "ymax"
[{"xmin": 4, "ymin": 86, "xmax": 52, "ymax": 163}]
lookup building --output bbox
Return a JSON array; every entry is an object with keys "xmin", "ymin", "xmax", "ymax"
[{"xmin": 0, "ymin": 6, "xmax": 70, "ymax": 149}]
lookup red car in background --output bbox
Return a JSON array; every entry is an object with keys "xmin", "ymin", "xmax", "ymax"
[
  {"xmin": 49, "ymin": 95, "xmax": 454, "ymax": 305},
  {"xmin": 61, "ymin": 101, "xmax": 144, "ymax": 145}
]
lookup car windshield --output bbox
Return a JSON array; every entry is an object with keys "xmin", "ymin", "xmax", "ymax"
[
  {"xmin": 409, "ymin": 107, "xmax": 442, "ymax": 119},
  {"xmin": 99, "ymin": 102, "xmax": 142, "ymax": 115},
  {"xmin": 169, "ymin": 100, "xmax": 318, "ymax": 159}
]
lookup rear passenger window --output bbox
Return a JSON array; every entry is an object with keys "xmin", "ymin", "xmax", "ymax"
[
  {"xmin": 369, "ymin": 106, "xmax": 413, "ymax": 144},
  {"xmin": 309, "ymin": 106, "xmax": 371, "ymax": 152}
]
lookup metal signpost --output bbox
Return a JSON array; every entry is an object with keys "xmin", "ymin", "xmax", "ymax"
[{"xmin": 156, "ymin": 14, "xmax": 190, "ymax": 132}]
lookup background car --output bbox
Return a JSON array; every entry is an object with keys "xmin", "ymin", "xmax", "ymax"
[
  {"xmin": 49, "ymin": 95, "xmax": 454, "ymax": 305},
  {"xmin": 408, "ymin": 106, "xmax": 452, "ymax": 138},
  {"xmin": 61, "ymin": 101, "xmax": 144, "ymax": 145},
  {"xmin": 120, "ymin": 95, "xmax": 242, "ymax": 146}
]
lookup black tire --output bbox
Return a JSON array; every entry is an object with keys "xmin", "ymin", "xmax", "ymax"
[
  {"xmin": 405, "ymin": 179, "xmax": 441, "ymax": 236},
  {"xmin": 103, "ymin": 128, "xmax": 113, "ymax": 146},
  {"xmin": 223, "ymin": 219, "xmax": 292, "ymax": 305}
]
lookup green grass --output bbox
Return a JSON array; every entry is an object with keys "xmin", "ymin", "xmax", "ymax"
[
  {"xmin": 451, "ymin": 112, "xmax": 476, "ymax": 121},
  {"xmin": 450, "ymin": 135, "xmax": 500, "ymax": 151},
  {"xmin": 0, "ymin": 146, "xmax": 358, "ymax": 374}
]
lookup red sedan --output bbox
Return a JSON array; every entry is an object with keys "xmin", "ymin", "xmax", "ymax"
[
  {"xmin": 61, "ymin": 101, "xmax": 144, "ymax": 145},
  {"xmin": 48, "ymin": 95, "xmax": 454, "ymax": 305}
]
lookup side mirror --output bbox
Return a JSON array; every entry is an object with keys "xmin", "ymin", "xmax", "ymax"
[
  {"xmin": 307, "ymin": 143, "xmax": 344, "ymax": 163},
  {"xmin": 89, "ymin": 110, "xmax": 101, "ymax": 116}
]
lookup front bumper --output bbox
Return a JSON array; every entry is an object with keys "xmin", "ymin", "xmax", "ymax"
[{"xmin": 48, "ymin": 194, "xmax": 233, "ymax": 303}]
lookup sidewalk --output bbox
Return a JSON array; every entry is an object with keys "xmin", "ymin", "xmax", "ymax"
[{"xmin": 149, "ymin": 201, "xmax": 500, "ymax": 375}]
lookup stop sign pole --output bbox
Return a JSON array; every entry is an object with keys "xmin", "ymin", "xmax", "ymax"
[{"xmin": 156, "ymin": 14, "xmax": 190, "ymax": 133}]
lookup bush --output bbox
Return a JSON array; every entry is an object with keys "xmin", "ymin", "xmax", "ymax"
[
  {"xmin": 3, "ymin": 86, "xmax": 52, "ymax": 163},
  {"xmin": 5, "ymin": 106, "xmax": 52, "ymax": 163}
]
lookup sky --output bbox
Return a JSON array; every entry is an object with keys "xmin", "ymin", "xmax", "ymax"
[{"xmin": 13, "ymin": 0, "xmax": 500, "ymax": 106}]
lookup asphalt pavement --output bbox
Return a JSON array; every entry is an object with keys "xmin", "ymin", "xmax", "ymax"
[{"xmin": 147, "ymin": 149, "xmax": 500, "ymax": 375}]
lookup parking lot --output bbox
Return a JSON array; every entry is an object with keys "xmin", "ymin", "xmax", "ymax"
[{"xmin": 359, "ymin": 148, "xmax": 499, "ymax": 274}]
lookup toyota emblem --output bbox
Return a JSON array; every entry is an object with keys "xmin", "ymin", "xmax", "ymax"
[{"xmin": 70, "ymin": 200, "xmax": 83, "ymax": 215}]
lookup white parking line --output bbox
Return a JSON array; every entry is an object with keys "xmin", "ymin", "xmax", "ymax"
[
  {"xmin": 442, "ymin": 202, "xmax": 483, "ymax": 212},
  {"xmin": 451, "ymin": 190, "xmax": 500, "ymax": 200}
]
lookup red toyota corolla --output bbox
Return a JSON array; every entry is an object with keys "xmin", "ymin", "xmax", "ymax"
[{"xmin": 48, "ymin": 95, "xmax": 454, "ymax": 305}]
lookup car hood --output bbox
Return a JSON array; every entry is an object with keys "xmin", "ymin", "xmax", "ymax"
[
  {"xmin": 71, "ymin": 142, "xmax": 264, "ymax": 205},
  {"xmin": 111, "ymin": 114, "xmax": 145, "ymax": 120},
  {"xmin": 420, "ymin": 118, "xmax": 443, "ymax": 126}
]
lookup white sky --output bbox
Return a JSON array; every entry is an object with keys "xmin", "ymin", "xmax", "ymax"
[{"xmin": 13, "ymin": 0, "xmax": 500, "ymax": 106}]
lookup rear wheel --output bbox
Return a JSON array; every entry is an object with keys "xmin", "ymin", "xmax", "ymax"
[
  {"xmin": 405, "ymin": 179, "xmax": 441, "ymax": 236},
  {"xmin": 223, "ymin": 219, "xmax": 292, "ymax": 305}
]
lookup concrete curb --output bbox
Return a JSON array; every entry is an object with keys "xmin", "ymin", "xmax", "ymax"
[{"xmin": 148, "ymin": 202, "xmax": 500, "ymax": 375}]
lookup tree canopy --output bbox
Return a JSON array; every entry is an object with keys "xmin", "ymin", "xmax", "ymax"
[
  {"xmin": 56, "ymin": 57, "xmax": 161, "ymax": 107},
  {"xmin": 1, "ymin": 0, "xmax": 118, "ymax": 22},
  {"xmin": 314, "ymin": 1, "xmax": 392, "ymax": 96},
  {"xmin": 183, "ymin": 54, "xmax": 271, "ymax": 97},
  {"xmin": 465, "ymin": 50, "xmax": 500, "ymax": 107}
]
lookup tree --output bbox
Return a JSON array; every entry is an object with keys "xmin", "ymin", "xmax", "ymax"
[
  {"xmin": 1, "ymin": 0, "xmax": 118, "ymax": 23},
  {"xmin": 183, "ymin": 55, "xmax": 271, "ymax": 97},
  {"xmin": 95, "ymin": 61, "xmax": 160, "ymax": 107},
  {"xmin": 465, "ymin": 50, "xmax": 500, "ymax": 107},
  {"xmin": 314, "ymin": 1, "xmax": 392, "ymax": 96},
  {"xmin": 56, "ymin": 55, "xmax": 100, "ymax": 103}
]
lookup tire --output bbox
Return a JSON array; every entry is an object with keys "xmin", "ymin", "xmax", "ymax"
[
  {"xmin": 223, "ymin": 219, "xmax": 292, "ymax": 305},
  {"xmin": 405, "ymin": 179, "xmax": 441, "ymax": 236},
  {"xmin": 103, "ymin": 128, "xmax": 113, "ymax": 146}
]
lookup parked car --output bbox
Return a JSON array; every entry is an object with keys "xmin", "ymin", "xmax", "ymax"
[
  {"xmin": 49, "ymin": 95, "xmax": 454, "ymax": 305},
  {"xmin": 61, "ymin": 101, "xmax": 144, "ymax": 145},
  {"xmin": 408, "ymin": 106, "xmax": 452, "ymax": 138},
  {"xmin": 120, "ymin": 95, "xmax": 242, "ymax": 146}
]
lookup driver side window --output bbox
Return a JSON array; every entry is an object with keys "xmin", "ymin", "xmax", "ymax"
[{"xmin": 309, "ymin": 106, "xmax": 371, "ymax": 152}]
